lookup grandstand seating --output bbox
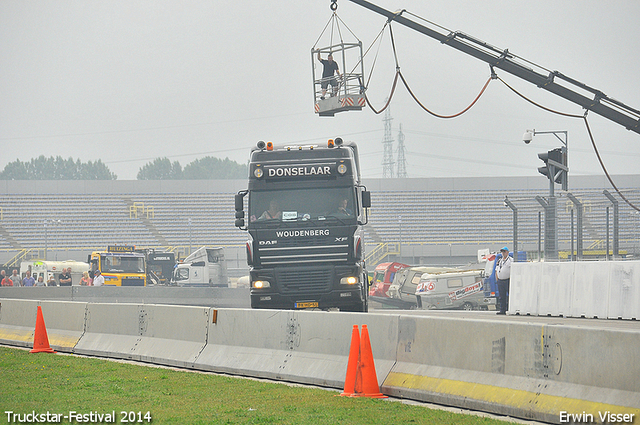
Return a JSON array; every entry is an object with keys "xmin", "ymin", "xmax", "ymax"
[
  {"xmin": 0, "ymin": 179, "xmax": 638, "ymax": 260},
  {"xmin": 367, "ymin": 188, "xmax": 640, "ymax": 249}
]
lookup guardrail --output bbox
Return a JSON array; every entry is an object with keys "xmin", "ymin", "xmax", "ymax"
[{"xmin": 364, "ymin": 242, "xmax": 400, "ymax": 265}]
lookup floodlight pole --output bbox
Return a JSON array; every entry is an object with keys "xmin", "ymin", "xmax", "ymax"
[
  {"xmin": 44, "ymin": 219, "xmax": 61, "ymax": 261},
  {"xmin": 44, "ymin": 220, "xmax": 48, "ymax": 261},
  {"xmin": 566, "ymin": 193, "xmax": 583, "ymax": 260},
  {"xmin": 603, "ymin": 190, "xmax": 619, "ymax": 259},
  {"xmin": 188, "ymin": 218, "xmax": 193, "ymax": 255},
  {"xmin": 538, "ymin": 211, "xmax": 542, "ymax": 261},
  {"xmin": 398, "ymin": 215, "xmax": 402, "ymax": 259},
  {"xmin": 535, "ymin": 195, "xmax": 557, "ymax": 260},
  {"xmin": 504, "ymin": 197, "xmax": 518, "ymax": 261}
]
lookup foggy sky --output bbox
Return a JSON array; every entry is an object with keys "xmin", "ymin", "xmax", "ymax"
[{"xmin": 1, "ymin": 0, "xmax": 639, "ymax": 181}]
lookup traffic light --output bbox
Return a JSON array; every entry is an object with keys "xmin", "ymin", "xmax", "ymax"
[
  {"xmin": 537, "ymin": 148, "xmax": 559, "ymax": 179},
  {"xmin": 555, "ymin": 149, "xmax": 568, "ymax": 190},
  {"xmin": 538, "ymin": 148, "xmax": 567, "ymax": 190}
]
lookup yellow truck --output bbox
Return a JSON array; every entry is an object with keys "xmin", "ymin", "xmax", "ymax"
[{"xmin": 88, "ymin": 246, "xmax": 146, "ymax": 286}]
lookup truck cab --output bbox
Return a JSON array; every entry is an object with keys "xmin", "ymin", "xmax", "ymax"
[
  {"xmin": 88, "ymin": 246, "xmax": 146, "ymax": 286},
  {"xmin": 173, "ymin": 246, "xmax": 228, "ymax": 287},
  {"xmin": 235, "ymin": 138, "xmax": 371, "ymax": 312},
  {"xmin": 368, "ymin": 262, "xmax": 409, "ymax": 298}
]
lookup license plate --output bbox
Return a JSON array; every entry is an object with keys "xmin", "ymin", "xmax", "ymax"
[{"xmin": 295, "ymin": 301, "xmax": 319, "ymax": 309}]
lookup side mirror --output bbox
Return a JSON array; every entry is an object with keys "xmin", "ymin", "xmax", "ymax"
[
  {"xmin": 235, "ymin": 193, "xmax": 245, "ymax": 212},
  {"xmin": 362, "ymin": 191, "xmax": 371, "ymax": 209},
  {"xmin": 235, "ymin": 191, "xmax": 247, "ymax": 229}
]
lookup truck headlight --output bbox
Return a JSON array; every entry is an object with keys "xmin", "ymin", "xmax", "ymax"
[
  {"xmin": 253, "ymin": 280, "xmax": 270, "ymax": 289},
  {"xmin": 254, "ymin": 168, "xmax": 264, "ymax": 178},
  {"xmin": 340, "ymin": 276, "xmax": 358, "ymax": 285},
  {"xmin": 337, "ymin": 164, "xmax": 347, "ymax": 175}
]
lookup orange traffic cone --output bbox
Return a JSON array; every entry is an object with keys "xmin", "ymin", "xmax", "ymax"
[
  {"xmin": 30, "ymin": 306, "xmax": 56, "ymax": 354},
  {"xmin": 352, "ymin": 325, "xmax": 387, "ymax": 398},
  {"xmin": 340, "ymin": 325, "xmax": 360, "ymax": 396}
]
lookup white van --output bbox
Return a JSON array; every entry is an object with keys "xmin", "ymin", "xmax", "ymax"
[{"xmin": 415, "ymin": 269, "xmax": 492, "ymax": 311}]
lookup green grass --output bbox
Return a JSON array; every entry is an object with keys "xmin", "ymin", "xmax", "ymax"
[{"xmin": 1, "ymin": 346, "xmax": 510, "ymax": 424}]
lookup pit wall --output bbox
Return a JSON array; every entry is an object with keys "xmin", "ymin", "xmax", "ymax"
[
  {"xmin": 0, "ymin": 286, "xmax": 251, "ymax": 308},
  {"xmin": 510, "ymin": 260, "xmax": 640, "ymax": 319},
  {"xmin": 0, "ymin": 299, "xmax": 638, "ymax": 424}
]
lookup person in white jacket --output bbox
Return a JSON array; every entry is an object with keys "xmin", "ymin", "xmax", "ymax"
[
  {"xmin": 495, "ymin": 247, "xmax": 512, "ymax": 315},
  {"xmin": 92, "ymin": 269, "xmax": 105, "ymax": 286}
]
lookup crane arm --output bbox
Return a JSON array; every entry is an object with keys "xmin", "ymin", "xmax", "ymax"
[{"xmin": 345, "ymin": 0, "xmax": 640, "ymax": 134}]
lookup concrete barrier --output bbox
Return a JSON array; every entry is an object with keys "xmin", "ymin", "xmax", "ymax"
[
  {"xmin": 0, "ymin": 299, "xmax": 40, "ymax": 348},
  {"xmin": 0, "ymin": 287, "xmax": 73, "ymax": 301},
  {"xmin": 0, "ymin": 286, "xmax": 251, "ymax": 308},
  {"xmin": 509, "ymin": 262, "xmax": 540, "ymax": 315},
  {"xmin": 382, "ymin": 314, "xmax": 640, "ymax": 423},
  {"xmin": 570, "ymin": 261, "xmax": 610, "ymax": 319},
  {"xmin": 37, "ymin": 300, "xmax": 87, "ymax": 351},
  {"xmin": 510, "ymin": 260, "xmax": 640, "ymax": 320},
  {"xmin": 72, "ymin": 303, "xmax": 145, "ymax": 359},
  {"xmin": 194, "ymin": 309, "xmax": 398, "ymax": 388},
  {"xmin": 0, "ymin": 299, "xmax": 86, "ymax": 351},
  {"xmin": 538, "ymin": 262, "xmax": 575, "ymax": 317},
  {"xmin": 128, "ymin": 304, "xmax": 210, "ymax": 368},
  {"xmin": 74, "ymin": 303, "xmax": 210, "ymax": 368},
  {"xmin": 608, "ymin": 261, "xmax": 640, "ymax": 320},
  {"xmin": 1, "ymin": 299, "xmax": 639, "ymax": 423}
]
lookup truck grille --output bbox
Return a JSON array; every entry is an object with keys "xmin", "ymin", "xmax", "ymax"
[
  {"xmin": 258, "ymin": 237, "xmax": 349, "ymax": 266},
  {"xmin": 122, "ymin": 278, "xmax": 145, "ymax": 287},
  {"xmin": 277, "ymin": 267, "xmax": 332, "ymax": 294}
]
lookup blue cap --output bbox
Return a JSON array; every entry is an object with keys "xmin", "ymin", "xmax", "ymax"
[{"xmin": 500, "ymin": 246, "xmax": 509, "ymax": 251}]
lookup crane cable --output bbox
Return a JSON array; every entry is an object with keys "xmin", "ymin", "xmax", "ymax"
[
  {"xmin": 498, "ymin": 76, "xmax": 640, "ymax": 212},
  {"xmin": 364, "ymin": 22, "xmax": 493, "ymax": 117},
  {"xmin": 399, "ymin": 71, "xmax": 492, "ymax": 118}
]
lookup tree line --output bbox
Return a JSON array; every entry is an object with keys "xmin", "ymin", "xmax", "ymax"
[{"xmin": 0, "ymin": 156, "xmax": 247, "ymax": 180}]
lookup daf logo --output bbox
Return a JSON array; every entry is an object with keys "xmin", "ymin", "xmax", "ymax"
[
  {"xmin": 335, "ymin": 237, "xmax": 347, "ymax": 242},
  {"xmin": 259, "ymin": 240, "xmax": 277, "ymax": 246}
]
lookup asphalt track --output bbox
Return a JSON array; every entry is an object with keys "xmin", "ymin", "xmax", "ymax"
[{"xmin": 371, "ymin": 306, "xmax": 640, "ymax": 331}]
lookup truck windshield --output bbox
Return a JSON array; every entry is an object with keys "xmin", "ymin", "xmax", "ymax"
[
  {"xmin": 102, "ymin": 255, "xmax": 145, "ymax": 273},
  {"xmin": 249, "ymin": 188, "xmax": 356, "ymax": 224}
]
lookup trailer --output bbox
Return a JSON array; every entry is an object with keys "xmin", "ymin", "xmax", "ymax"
[{"xmin": 20, "ymin": 260, "xmax": 90, "ymax": 286}]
